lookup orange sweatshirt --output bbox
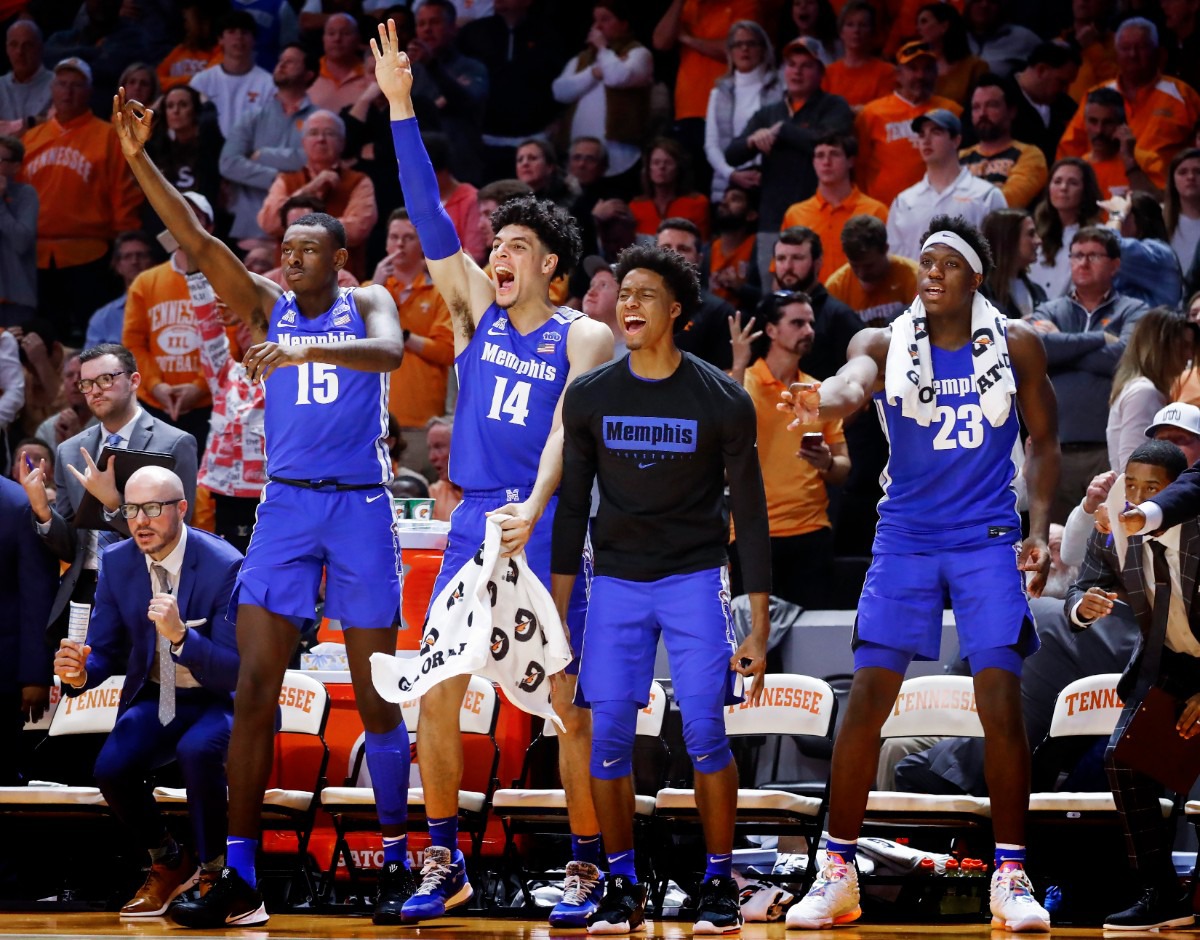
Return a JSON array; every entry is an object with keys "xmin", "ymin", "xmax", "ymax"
[{"xmin": 855, "ymin": 93, "xmax": 963, "ymax": 206}]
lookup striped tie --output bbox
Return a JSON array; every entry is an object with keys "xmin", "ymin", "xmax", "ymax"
[{"xmin": 152, "ymin": 563, "xmax": 176, "ymax": 725}]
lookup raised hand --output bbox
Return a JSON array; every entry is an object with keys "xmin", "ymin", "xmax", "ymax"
[
  {"xmin": 111, "ymin": 86, "xmax": 154, "ymax": 159},
  {"xmin": 371, "ymin": 19, "xmax": 414, "ymax": 108},
  {"xmin": 69, "ymin": 446, "xmax": 120, "ymax": 509},
  {"xmin": 728, "ymin": 311, "xmax": 761, "ymax": 374}
]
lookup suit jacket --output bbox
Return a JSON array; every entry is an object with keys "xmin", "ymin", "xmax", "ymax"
[
  {"xmin": 41, "ymin": 412, "xmax": 198, "ymax": 630},
  {"xmin": 1064, "ymin": 522, "xmax": 1200, "ymax": 700},
  {"xmin": 1150, "ymin": 461, "xmax": 1200, "ymax": 534},
  {"xmin": 0, "ymin": 477, "xmax": 57, "ymax": 690},
  {"xmin": 64, "ymin": 527, "xmax": 242, "ymax": 713}
]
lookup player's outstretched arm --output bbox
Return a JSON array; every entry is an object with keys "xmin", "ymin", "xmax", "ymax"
[
  {"xmin": 778, "ymin": 327, "xmax": 886, "ymax": 428},
  {"xmin": 490, "ymin": 317, "xmax": 614, "ymax": 556},
  {"xmin": 112, "ymin": 88, "xmax": 279, "ymax": 343},
  {"xmin": 1009, "ymin": 319, "xmax": 1060, "ymax": 597},
  {"xmin": 372, "ymin": 19, "xmax": 493, "ymax": 349}
]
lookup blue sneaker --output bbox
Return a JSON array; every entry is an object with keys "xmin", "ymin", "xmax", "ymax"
[
  {"xmin": 550, "ymin": 861, "xmax": 604, "ymax": 927},
  {"xmin": 400, "ymin": 846, "xmax": 473, "ymax": 923}
]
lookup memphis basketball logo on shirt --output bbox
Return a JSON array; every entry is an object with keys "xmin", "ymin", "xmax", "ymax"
[
  {"xmin": 262, "ymin": 287, "xmax": 390, "ymax": 485},
  {"xmin": 452, "ymin": 304, "xmax": 583, "ymax": 492},
  {"xmin": 602, "ymin": 415, "xmax": 699, "ymax": 467}
]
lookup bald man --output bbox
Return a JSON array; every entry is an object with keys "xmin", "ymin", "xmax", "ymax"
[{"xmin": 54, "ymin": 467, "xmax": 242, "ymax": 919}]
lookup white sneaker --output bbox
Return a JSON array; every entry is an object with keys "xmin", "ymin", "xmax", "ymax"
[
  {"xmin": 738, "ymin": 879, "xmax": 794, "ymax": 922},
  {"xmin": 785, "ymin": 854, "xmax": 860, "ymax": 930},
  {"xmin": 990, "ymin": 863, "xmax": 1051, "ymax": 933}
]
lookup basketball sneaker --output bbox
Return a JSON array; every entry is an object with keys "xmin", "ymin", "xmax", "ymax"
[
  {"xmin": 400, "ymin": 846, "xmax": 472, "ymax": 922},
  {"xmin": 587, "ymin": 874, "xmax": 648, "ymax": 934},
  {"xmin": 784, "ymin": 853, "xmax": 861, "ymax": 929},
  {"xmin": 694, "ymin": 875, "xmax": 743, "ymax": 934},
  {"xmin": 169, "ymin": 867, "xmax": 268, "ymax": 928},
  {"xmin": 737, "ymin": 878, "xmax": 793, "ymax": 922},
  {"xmin": 990, "ymin": 862, "xmax": 1051, "ymax": 932},
  {"xmin": 549, "ymin": 861, "xmax": 604, "ymax": 927},
  {"xmin": 373, "ymin": 861, "xmax": 417, "ymax": 925}
]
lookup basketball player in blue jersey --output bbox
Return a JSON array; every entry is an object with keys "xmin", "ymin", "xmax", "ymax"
[
  {"xmin": 112, "ymin": 88, "xmax": 418, "ymax": 928},
  {"xmin": 372, "ymin": 21, "xmax": 615, "ymax": 925},
  {"xmin": 781, "ymin": 215, "xmax": 1061, "ymax": 933}
]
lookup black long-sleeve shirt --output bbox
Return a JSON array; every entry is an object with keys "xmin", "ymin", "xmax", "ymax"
[{"xmin": 552, "ymin": 353, "xmax": 771, "ymax": 592}]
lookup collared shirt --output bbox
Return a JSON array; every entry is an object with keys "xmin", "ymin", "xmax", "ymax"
[
  {"xmin": 144, "ymin": 525, "xmax": 200, "ymax": 689},
  {"xmin": 888, "ymin": 168, "xmax": 1008, "ymax": 262},
  {"xmin": 780, "ymin": 186, "xmax": 889, "ymax": 283}
]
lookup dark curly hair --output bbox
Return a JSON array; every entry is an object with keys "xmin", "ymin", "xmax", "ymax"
[
  {"xmin": 490, "ymin": 195, "xmax": 582, "ymax": 279},
  {"xmin": 920, "ymin": 214, "xmax": 994, "ymax": 278},
  {"xmin": 613, "ymin": 243, "xmax": 702, "ymax": 320}
]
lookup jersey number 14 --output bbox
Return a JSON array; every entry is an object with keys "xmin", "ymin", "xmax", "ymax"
[{"xmin": 487, "ymin": 376, "xmax": 531, "ymax": 426}]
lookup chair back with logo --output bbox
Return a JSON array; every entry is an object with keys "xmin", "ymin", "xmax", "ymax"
[{"xmin": 880, "ymin": 675, "xmax": 984, "ymax": 739}]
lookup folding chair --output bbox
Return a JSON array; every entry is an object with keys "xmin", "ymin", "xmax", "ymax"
[
  {"xmin": 153, "ymin": 670, "xmax": 331, "ymax": 905},
  {"xmin": 490, "ymin": 679, "xmax": 670, "ymax": 906},
  {"xmin": 319, "ymin": 675, "xmax": 501, "ymax": 902},
  {"xmin": 653, "ymin": 674, "xmax": 837, "ymax": 898}
]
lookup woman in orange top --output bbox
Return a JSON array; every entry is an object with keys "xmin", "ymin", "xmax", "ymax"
[
  {"xmin": 915, "ymin": 3, "xmax": 987, "ymax": 108},
  {"xmin": 822, "ymin": 0, "xmax": 895, "ymax": 111},
  {"xmin": 629, "ymin": 137, "xmax": 711, "ymax": 239}
]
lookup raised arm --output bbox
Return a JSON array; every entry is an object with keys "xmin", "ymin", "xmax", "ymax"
[
  {"xmin": 778, "ymin": 327, "xmax": 888, "ymax": 427},
  {"xmin": 111, "ymin": 88, "xmax": 279, "ymax": 344},
  {"xmin": 372, "ymin": 19, "xmax": 494, "ymax": 350}
]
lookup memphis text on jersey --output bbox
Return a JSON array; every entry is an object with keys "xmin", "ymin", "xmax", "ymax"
[{"xmin": 481, "ymin": 341, "xmax": 558, "ymax": 381}]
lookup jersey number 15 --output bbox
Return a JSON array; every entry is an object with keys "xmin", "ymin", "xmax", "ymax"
[{"xmin": 295, "ymin": 363, "xmax": 340, "ymax": 405}]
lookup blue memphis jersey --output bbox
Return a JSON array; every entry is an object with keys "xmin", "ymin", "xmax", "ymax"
[
  {"xmin": 874, "ymin": 343, "xmax": 1020, "ymax": 553},
  {"xmin": 262, "ymin": 287, "xmax": 390, "ymax": 484},
  {"xmin": 451, "ymin": 303, "xmax": 583, "ymax": 491}
]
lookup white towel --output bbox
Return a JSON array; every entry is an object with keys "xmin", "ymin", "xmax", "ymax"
[
  {"xmin": 370, "ymin": 516, "xmax": 572, "ymax": 729},
  {"xmin": 884, "ymin": 292, "xmax": 1016, "ymax": 428}
]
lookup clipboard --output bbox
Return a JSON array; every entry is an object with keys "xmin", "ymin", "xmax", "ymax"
[
  {"xmin": 1112, "ymin": 686, "xmax": 1200, "ymax": 795},
  {"xmin": 74, "ymin": 447, "xmax": 177, "ymax": 531}
]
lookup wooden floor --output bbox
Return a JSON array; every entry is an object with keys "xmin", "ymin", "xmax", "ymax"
[{"xmin": 0, "ymin": 913, "xmax": 1188, "ymax": 939}]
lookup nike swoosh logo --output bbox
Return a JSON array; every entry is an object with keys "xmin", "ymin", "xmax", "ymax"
[
  {"xmin": 609, "ymin": 852, "xmax": 629, "ymax": 861},
  {"xmin": 602, "ymin": 758, "xmax": 620, "ymax": 767},
  {"xmin": 696, "ymin": 754, "xmax": 710, "ymax": 761},
  {"xmin": 366, "ymin": 493, "xmax": 386, "ymax": 503},
  {"xmin": 638, "ymin": 462, "xmax": 656, "ymax": 469}
]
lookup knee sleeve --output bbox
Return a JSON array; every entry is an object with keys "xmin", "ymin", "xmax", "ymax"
[
  {"xmin": 678, "ymin": 696, "xmax": 733, "ymax": 774},
  {"xmin": 967, "ymin": 645, "xmax": 1024, "ymax": 677},
  {"xmin": 364, "ymin": 720, "xmax": 412, "ymax": 827},
  {"xmin": 853, "ymin": 640, "xmax": 914, "ymax": 675},
  {"xmin": 589, "ymin": 700, "xmax": 638, "ymax": 779}
]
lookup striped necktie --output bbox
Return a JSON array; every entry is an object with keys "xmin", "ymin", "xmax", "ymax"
[{"xmin": 152, "ymin": 563, "xmax": 176, "ymax": 725}]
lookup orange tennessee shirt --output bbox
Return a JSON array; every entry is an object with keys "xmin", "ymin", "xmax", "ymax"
[
  {"xmin": 737, "ymin": 360, "xmax": 844, "ymax": 538},
  {"xmin": 630, "ymin": 192, "xmax": 711, "ymax": 240},
  {"xmin": 157, "ymin": 45, "xmax": 223, "ymax": 92},
  {"xmin": 825, "ymin": 255, "xmax": 919, "ymax": 326},
  {"xmin": 855, "ymin": 93, "xmax": 963, "ymax": 206},
  {"xmin": 709, "ymin": 234, "xmax": 755, "ymax": 304},
  {"xmin": 780, "ymin": 187, "xmax": 889, "ymax": 283},
  {"xmin": 674, "ymin": 0, "xmax": 762, "ymax": 121},
  {"xmin": 385, "ymin": 270, "xmax": 455, "ymax": 427},
  {"xmin": 822, "ymin": 58, "xmax": 897, "ymax": 109},
  {"xmin": 1058, "ymin": 77, "xmax": 1200, "ymax": 191}
]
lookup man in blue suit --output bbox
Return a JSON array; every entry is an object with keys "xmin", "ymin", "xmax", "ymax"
[
  {"xmin": 53, "ymin": 466, "xmax": 241, "ymax": 919},
  {"xmin": 0, "ymin": 475, "xmax": 57, "ymax": 784}
]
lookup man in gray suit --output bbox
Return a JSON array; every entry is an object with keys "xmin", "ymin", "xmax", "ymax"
[{"xmin": 17, "ymin": 343, "xmax": 198, "ymax": 641}]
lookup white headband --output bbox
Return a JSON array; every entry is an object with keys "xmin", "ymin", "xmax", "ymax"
[{"xmin": 921, "ymin": 231, "xmax": 982, "ymax": 275}]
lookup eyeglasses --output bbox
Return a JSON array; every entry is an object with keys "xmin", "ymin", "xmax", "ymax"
[
  {"xmin": 77, "ymin": 371, "xmax": 128, "ymax": 392},
  {"xmin": 1068, "ymin": 251, "xmax": 1110, "ymax": 264},
  {"xmin": 118, "ymin": 498, "xmax": 183, "ymax": 519}
]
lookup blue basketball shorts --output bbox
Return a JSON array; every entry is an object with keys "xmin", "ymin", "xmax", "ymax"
[
  {"xmin": 854, "ymin": 539, "xmax": 1038, "ymax": 672},
  {"xmin": 577, "ymin": 566, "xmax": 742, "ymax": 709},
  {"xmin": 428, "ymin": 487, "xmax": 590, "ymax": 673},
  {"xmin": 233, "ymin": 480, "xmax": 402, "ymax": 630}
]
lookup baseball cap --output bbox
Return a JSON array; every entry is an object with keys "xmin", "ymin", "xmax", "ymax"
[
  {"xmin": 54, "ymin": 57, "xmax": 92, "ymax": 85},
  {"xmin": 583, "ymin": 255, "xmax": 614, "ymax": 279},
  {"xmin": 912, "ymin": 108, "xmax": 962, "ymax": 137},
  {"xmin": 182, "ymin": 191, "xmax": 214, "ymax": 224},
  {"xmin": 896, "ymin": 40, "xmax": 936, "ymax": 65},
  {"xmin": 781, "ymin": 36, "xmax": 825, "ymax": 65},
  {"xmin": 1145, "ymin": 402, "xmax": 1200, "ymax": 438}
]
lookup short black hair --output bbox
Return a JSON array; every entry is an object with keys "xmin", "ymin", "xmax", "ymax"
[
  {"xmin": 613, "ymin": 243, "xmax": 702, "ymax": 319},
  {"xmin": 1027, "ymin": 40, "xmax": 1081, "ymax": 69},
  {"xmin": 814, "ymin": 131, "xmax": 857, "ymax": 159},
  {"xmin": 1127, "ymin": 439, "xmax": 1188, "ymax": 481},
  {"xmin": 1071, "ymin": 224, "xmax": 1120, "ymax": 258},
  {"xmin": 280, "ymin": 41, "xmax": 319, "ymax": 79},
  {"xmin": 972, "ymin": 72, "xmax": 1016, "ymax": 109},
  {"xmin": 841, "ymin": 214, "xmax": 888, "ymax": 258},
  {"xmin": 81, "ymin": 343, "xmax": 137, "ymax": 374},
  {"xmin": 416, "ymin": 0, "xmax": 457, "ymax": 24},
  {"xmin": 279, "ymin": 193, "xmax": 327, "ymax": 230},
  {"xmin": 490, "ymin": 195, "xmax": 582, "ymax": 278},
  {"xmin": 287, "ymin": 211, "xmax": 347, "ymax": 250},
  {"xmin": 657, "ymin": 216, "xmax": 702, "ymax": 250},
  {"xmin": 218, "ymin": 10, "xmax": 258, "ymax": 36},
  {"xmin": 777, "ymin": 225, "xmax": 823, "ymax": 262},
  {"xmin": 1086, "ymin": 86, "xmax": 1126, "ymax": 119},
  {"xmin": 759, "ymin": 289, "xmax": 813, "ymax": 327},
  {"xmin": 919, "ymin": 214, "xmax": 993, "ymax": 278}
]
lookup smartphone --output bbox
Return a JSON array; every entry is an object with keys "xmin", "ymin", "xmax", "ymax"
[
  {"xmin": 156, "ymin": 228, "xmax": 180, "ymax": 255},
  {"xmin": 801, "ymin": 432, "xmax": 823, "ymax": 448}
]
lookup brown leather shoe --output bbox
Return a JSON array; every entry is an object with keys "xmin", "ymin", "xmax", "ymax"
[{"xmin": 120, "ymin": 848, "xmax": 198, "ymax": 917}]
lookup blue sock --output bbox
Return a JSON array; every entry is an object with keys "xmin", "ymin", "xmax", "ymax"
[
  {"xmin": 572, "ymin": 833, "xmax": 602, "ymax": 866},
  {"xmin": 226, "ymin": 837, "xmax": 258, "ymax": 888},
  {"xmin": 607, "ymin": 849, "xmax": 637, "ymax": 881},
  {"xmin": 995, "ymin": 844, "xmax": 1026, "ymax": 868},
  {"xmin": 382, "ymin": 835, "xmax": 408, "ymax": 867},
  {"xmin": 705, "ymin": 852, "xmax": 733, "ymax": 878},
  {"xmin": 825, "ymin": 838, "xmax": 857, "ymax": 865},
  {"xmin": 427, "ymin": 815, "xmax": 459, "ymax": 852}
]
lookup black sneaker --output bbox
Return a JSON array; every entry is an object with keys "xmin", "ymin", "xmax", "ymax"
[
  {"xmin": 169, "ymin": 867, "xmax": 268, "ymax": 928},
  {"xmin": 693, "ymin": 875, "xmax": 742, "ymax": 934},
  {"xmin": 373, "ymin": 861, "xmax": 417, "ymax": 925},
  {"xmin": 1103, "ymin": 885, "xmax": 1195, "ymax": 931},
  {"xmin": 587, "ymin": 874, "xmax": 648, "ymax": 935}
]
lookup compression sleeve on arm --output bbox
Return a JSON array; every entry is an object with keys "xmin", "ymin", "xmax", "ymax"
[{"xmin": 390, "ymin": 117, "xmax": 461, "ymax": 261}]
